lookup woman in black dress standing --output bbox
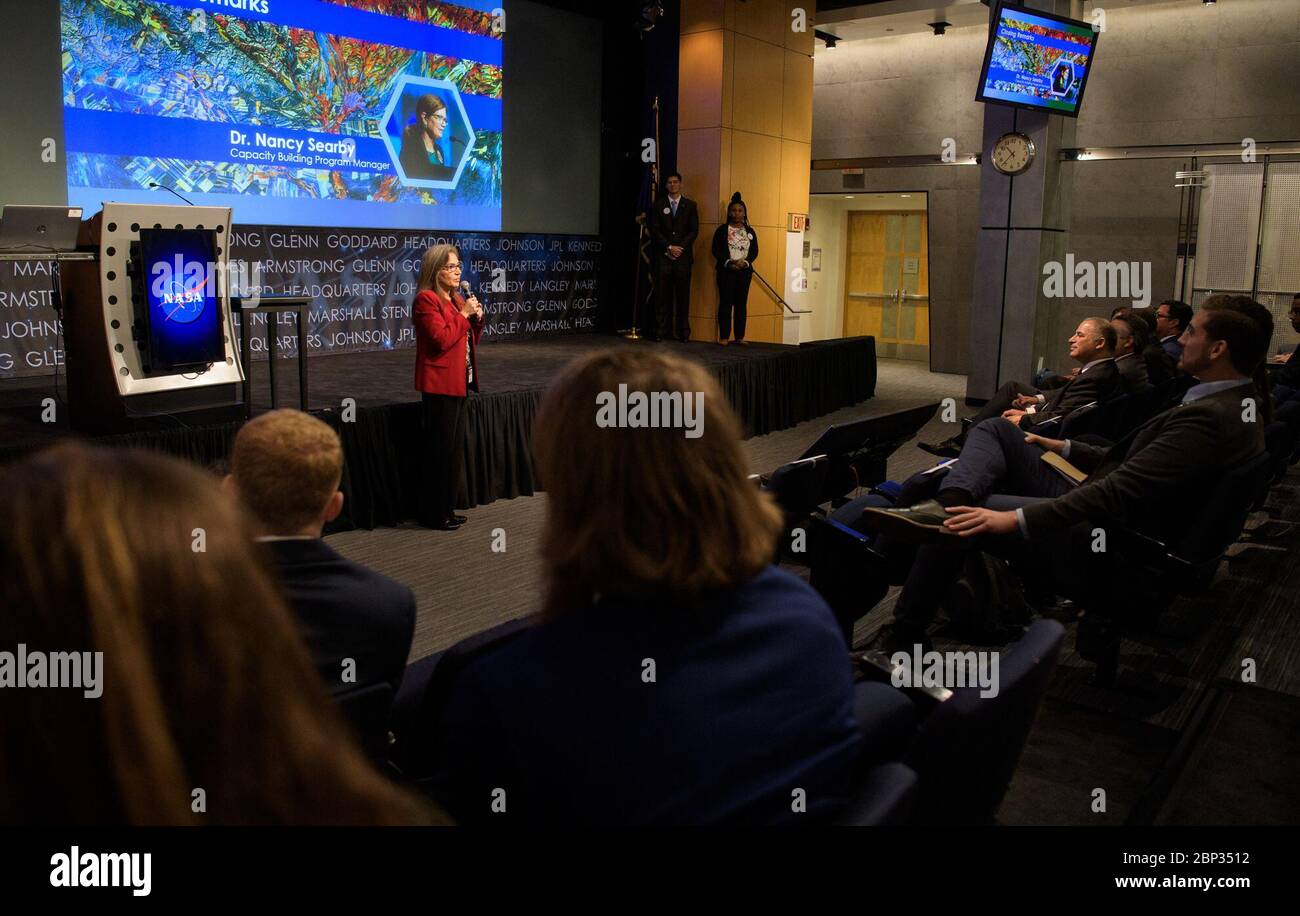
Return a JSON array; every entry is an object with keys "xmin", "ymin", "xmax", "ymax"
[{"xmin": 710, "ymin": 192, "xmax": 758, "ymax": 346}]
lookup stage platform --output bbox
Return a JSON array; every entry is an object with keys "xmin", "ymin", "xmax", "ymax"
[{"xmin": 0, "ymin": 334, "xmax": 877, "ymax": 530}]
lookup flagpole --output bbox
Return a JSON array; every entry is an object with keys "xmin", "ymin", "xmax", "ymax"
[{"xmin": 622, "ymin": 95, "xmax": 661, "ymax": 340}]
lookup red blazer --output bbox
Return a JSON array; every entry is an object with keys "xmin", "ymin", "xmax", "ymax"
[{"xmin": 413, "ymin": 289, "xmax": 484, "ymax": 396}]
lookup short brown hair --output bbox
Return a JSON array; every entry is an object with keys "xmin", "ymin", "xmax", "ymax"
[
  {"xmin": 1202, "ymin": 299, "xmax": 1271, "ymax": 375},
  {"xmin": 231, "ymin": 409, "xmax": 343, "ymax": 534},
  {"xmin": 0, "ymin": 444, "xmax": 434, "ymax": 825},
  {"xmin": 533, "ymin": 348, "xmax": 783, "ymax": 617},
  {"xmin": 1110, "ymin": 308, "xmax": 1149, "ymax": 354}
]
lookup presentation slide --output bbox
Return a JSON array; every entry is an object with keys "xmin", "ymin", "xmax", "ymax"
[
  {"xmin": 978, "ymin": 5, "xmax": 1096, "ymax": 116},
  {"xmin": 59, "ymin": 0, "xmax": 504, "ymax": 230}
]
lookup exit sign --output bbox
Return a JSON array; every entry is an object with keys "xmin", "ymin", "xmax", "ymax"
[{"xmin": 788, "ymin": 213, "xmax": 808, "ymax": 232}]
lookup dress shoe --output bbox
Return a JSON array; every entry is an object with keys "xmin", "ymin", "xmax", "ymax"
[
  {"xmin": 917, "ymin": 437, "xmax": 962, "ymax": 459},
  {"xmin": 874, "ymin": 622, "xmax": 934, "ymax": 655},
  {"xmin": 430, "ymin": 517, "xmax": 463, "ymax": 531},
  {"xmin": 450, "ymin": 514, "xmax": 467, "ymax": 525},
  {"xmin": 856, "ymin": 499, "xmax": 955, "ymax": 544}
]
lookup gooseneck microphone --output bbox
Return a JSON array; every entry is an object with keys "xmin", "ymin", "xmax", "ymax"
[{"xmin": 148, "ymin": 182, "xmax": 195, "ymax": 206}]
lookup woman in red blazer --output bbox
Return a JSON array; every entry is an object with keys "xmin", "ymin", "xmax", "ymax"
[{"xmin": 413, "ymin": 244, "xmax": 484, "ymax": 531}]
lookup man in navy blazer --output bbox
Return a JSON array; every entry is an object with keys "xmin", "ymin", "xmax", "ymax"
[
  {"xmin": 1155, "ymin": 299, "xmax": 1192, "ymax": 362},
  {"xmin": 226, "ymin": 410, "xmax": 415, "ymax": 699}
]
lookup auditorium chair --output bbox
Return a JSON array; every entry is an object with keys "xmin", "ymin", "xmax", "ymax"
[
  {"xmin": 808, "ymin": 513, "xmax": 894, "ymax": 644},
  {"xmin": 1237, "ymin": 404, "xmax": 1300, "ymax": 542},
  {"xmin": 901, "ymin": 620, "xmax": 1065, "ymax": 824},
  {"xmin": 831, "ymin": 763, "xmax": 920, "ymax": 826},
  {"xmin": 335, "ymin": 681, "xmax": 397, "ymax": 766},
  {"xmin": 388, "ymin": 617, "xmax": 533, "ymax": 780},
  {"xmin": 1074, "ymin": 450, "xmax": 1275, "ymax": 685},
  {"xmin": 763, "ymin": 455, "xmax": 831, "ymax": 535}
]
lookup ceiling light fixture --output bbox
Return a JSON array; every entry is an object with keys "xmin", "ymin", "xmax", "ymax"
[{"xmin": 814, "ymin": 29, "xmax": 840, "ymax": 49}]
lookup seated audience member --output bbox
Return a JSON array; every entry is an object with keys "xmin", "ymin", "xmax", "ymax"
[
  {"xmin": 429, "ymin": 349, "xmax": 878, "ymax": 825},
  {"xmin": 227, "ymin": 409, "xmax": 415, "ymax": 699},
  {"xmin": 1131, "ymin": 305, "xmax": 1179, "ymax": 387},
  {"xmin": 1205, "ymin": 295, "xmax": 1275, "ymax": 424},
  {"xmin": 1155, "ymin": 299, "xmax": 1192, "ymax": 361},
  {"xmin": 1270, "ymin": 293, "xmax": 1300, "ymax": 404},
  {"xmin": 921, "ymin": 318, "xmax": 1119, "ymax": 457},
  {"xmin": 1110, "ymin": 309, "xmax": 1153, "ymax": 396},
  {"xmin": 0, "ymin": 444, "xmax": 434, "ymax": 825},
  {"xmin": 859, "ymin": 305, "xmax": 1268, "ymax": 651}
]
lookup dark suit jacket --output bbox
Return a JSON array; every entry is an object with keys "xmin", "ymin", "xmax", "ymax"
[
  {"xmin": 1115, "ymin": 352, "xmax": 1152, "ymax": 396},
  {"xmin": 1020, "ymin": 359, "xmax": 1120, "ymax": 433},
  {"xmin": 428, "ymin": 566, "xmax": 863, "ymax": 825},
  {"xmin": 263, "ymin": 539, "xmax": 416, "ymax": 697},
  {"xmin": 1275, "ymin": 341, "xmax": 1300, "ymax": 390},
  {"xmin": 1160, "ymin": 335, "xmax": 1184, "ymax": 362},
  {"xmin": 1021, "ymin": 383, "xmax": 1265, "ymax": 544},
  {"xmin": 399, "ymin": 126, "xmax": 459, "ymax": 181},
  {"xmin": 1142, "ymin": 343, "xmax": 1180, "ymax": 388},
  {"xmin": 649, "ymin": 196, "xmax": 700, "ymax": 266},
  {"xmin": 710, "ymin": 222, "xmax": 759, "ymax": 275}
]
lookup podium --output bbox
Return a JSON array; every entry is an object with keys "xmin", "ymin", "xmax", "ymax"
[{"xmin": 61, "ymin": 203, "xmax": 245, "ymax": 433}]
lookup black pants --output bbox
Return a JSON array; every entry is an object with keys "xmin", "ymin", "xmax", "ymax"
[
  {"xmin": 420, "ymin": 393, "xmax": 467, "ymax": 525},
  {"xmin": 716, "ymin": 269, "xmax": 752, "ymax": 340},
  {"xmin": 654, "ymin": 257, "xmax": 692, "ymax": 340},
  {"xmin": 968, "ymin": 379, "xmax": 1040, "ymax": 426}
]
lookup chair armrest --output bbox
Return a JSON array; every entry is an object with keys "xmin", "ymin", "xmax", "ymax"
[{"xmin": 1107, "ymin": 525, "xmax": 1197, "ymax": 573}]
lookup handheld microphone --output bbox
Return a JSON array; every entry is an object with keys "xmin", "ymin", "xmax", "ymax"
[
  {"xmin": 148, "ymin": 182, "xmax": 195, "ymax": 206},
  {"xmin": 460, "ymin": 280, "xmax": 483, "ymax": 319}
]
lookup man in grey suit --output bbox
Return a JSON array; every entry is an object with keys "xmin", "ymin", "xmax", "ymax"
[{"xmin": 858, "ymin": 305, "xmax": 1268, "ymax": 652}]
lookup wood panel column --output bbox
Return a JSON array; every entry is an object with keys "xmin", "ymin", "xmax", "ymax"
[{"xmin": 678, "ymin": 0, "xmax": 814, "ymax": 342}]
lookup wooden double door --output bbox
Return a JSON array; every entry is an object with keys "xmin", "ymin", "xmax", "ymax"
[{"xmin": 842, "ymin": 210, "xmax": 929, "ymax": 361}]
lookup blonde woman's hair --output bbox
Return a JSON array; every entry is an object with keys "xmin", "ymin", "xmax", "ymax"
[{"xmin": 417, "ymin": 244, "xmax": 458, "ymax": 295}]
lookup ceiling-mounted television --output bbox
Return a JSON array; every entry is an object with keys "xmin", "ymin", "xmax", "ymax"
[{"xmin": 975, "ymin": 2, "xmax": 1099, "ymax": 118}]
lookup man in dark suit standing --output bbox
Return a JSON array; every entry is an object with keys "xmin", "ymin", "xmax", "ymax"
[
  {"xmin": 921, "ymin": 318, "xmax": 1119, "ymax": 457},
  {"xmin": 648, "ymin": 171, "xmax": 699, "ymax": 342},
  {"xmin": 858, "ymin": 305, "xmax": 1268, "ymax": 652},
  {"xmin": 226, "ymin": 410, "xmax": 416, "ymax": 700}
]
